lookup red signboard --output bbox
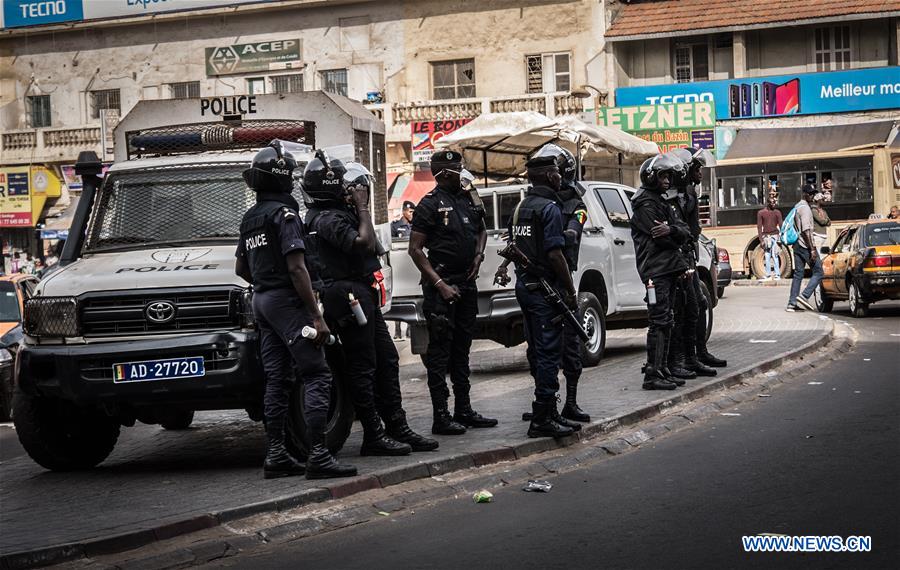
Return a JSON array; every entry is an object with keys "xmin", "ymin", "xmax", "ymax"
[{"xmin": 411, "ymin": 119, "xmax": 472, "ymax": 163}]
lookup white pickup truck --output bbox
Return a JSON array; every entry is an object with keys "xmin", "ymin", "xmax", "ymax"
[{"xmin": 386, "ymin": 181, "xmax": 718, "ymax": 366}]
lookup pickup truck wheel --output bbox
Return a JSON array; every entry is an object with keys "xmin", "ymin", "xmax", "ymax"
[
  {"xmin": 160, "ymin": 410, "xmax": 194, "ymax": 430},
  {"xmin": 699, "ymin": 280, "xmax": 714, "ymax": 342},
  {"xmin": 12, "ymin": 390, "xmax": 119, "ymax": 471},
  {"xmin": 286, "ymin": 344, "xmax": 354, "ymax": 458},
  {"xmin": 579, "ymin": 293, "xmax": 606, "ymax": 367}
]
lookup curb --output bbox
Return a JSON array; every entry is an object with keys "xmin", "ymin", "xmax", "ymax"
[{"xmin": 0, "ymin": 319, "xmax": 839, "ymax": 570}]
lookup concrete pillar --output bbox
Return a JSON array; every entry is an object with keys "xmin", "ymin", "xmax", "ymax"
[{"xmin": 733, "ymin": 31, "xmax": 746, "ymax": 78}]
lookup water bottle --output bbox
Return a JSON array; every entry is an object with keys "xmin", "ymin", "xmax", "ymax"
[
  {"xmin": 646, "ymin": 279, "xmax": 657, "ymax": 305},
  {"xmin": 301, "ymin": 326, "xmax": 336, "ymax": 345},
  {"xmin": 349, "ymin": 293, "xmax": 367, "ymax": 326}
]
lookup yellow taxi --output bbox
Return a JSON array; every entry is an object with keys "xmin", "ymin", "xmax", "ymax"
[
  {"xmin": 814, "ymin": 220, "xmax": 900, "ymax": 318},
  {"xmin": 1, "ymin": 273, "xmax": 39, "ymax": 420}
]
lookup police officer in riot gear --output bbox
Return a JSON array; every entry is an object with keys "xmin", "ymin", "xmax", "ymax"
[
  {"xmin": 630, "ymin": 153, "xmax": 692, "ymax": 390},
  {"xmin": 235, "ymin": 141, "xmax": 356, "ymax": 480},
  {"xmin": 303, "ymin": 151, "xmax": 438, "ymax": 455},
  {"xmin": 664, "ymin": 148, "xmax": 718, "ymax": 379},
  {"xmin": 509, "ymin": 144, "xmax": 580, "ymax": 438},
  {"xmin": 678, "ymin": 147, "xmax": 727, "ymax": 368},
  {"xmin": 409, "ymin": 151, "xmax": 498, "ymax": 435},
  {"xmin": 501, "ymin": 146, "xmax": 591, "ymax": 424}
]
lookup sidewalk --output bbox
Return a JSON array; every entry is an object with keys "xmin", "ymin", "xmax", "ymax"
[{"xmin": 0, "ymin": 288, "xmax": 833, "ymax": 566}]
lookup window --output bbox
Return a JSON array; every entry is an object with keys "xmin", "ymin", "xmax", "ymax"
[
  {"xmin": 673, "ymin": 42, "xmax": 709, "ymax": 83},
  {"xmin": 866, "ymin": 224, "xmax": 900, "ymax": 247},
  {"xmin": 169, "ymin": 81, "xmax": 200, "ymax": 99},
  {"xmin": 271, "ymin": 74, "xmax": 304, "ymax": 94},
  {"xmin": 594, "ymin": 187, "xmax": 630, "ymax": 226},
  {"xmin": 814, "ymin": 26, "xmax": 851, "ymax": 71},
  {"xmin": 525, "ymin": 53, "xmax": 571, "ymax": 93},
  {"xmin": 26, "ymin": 95, "xmax": 51, "ymax": 128},
  {"xmin": 431, "ymin": 59, "xmax": 475, "ymax": 100},
  {"xmin": 90, "ymin": 89, "xmax": 120, "ymax": 119},
  {"xmin": 497, "ymin": 190, "xmax": 524, "ymax": 231},
  {"xmin": 246, "ymin": 78, "xmax": 266, "ymax": 95},
  {"xmin": 320, "ymin": 69, "xmax": 348, "ymax": 97}
]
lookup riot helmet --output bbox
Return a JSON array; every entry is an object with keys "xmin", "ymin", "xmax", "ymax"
[
  {"xmin": 302, "ymin": 149, "xmax": 348, "ymax": 204},
  {"xmin": 342, "ymin": 162, "xmax": 375, "ymax": 194},
  {"xmin": 683, "ymin": 147, "xmax": 716, "ymax": 184},
  {"xmin": 639, "ymin": 153, "xmax": 683, "ymax": 193},
  {"xmin": 243, "ymin": 140, "xmax": 299, "ymax": 193},
  {"xmin": 666, "ymin": 148, "xmax": 693, "ymax": 188},
  {"xmin": 526, "ymin": 143, "xmax": 569, "ymax": 192}
]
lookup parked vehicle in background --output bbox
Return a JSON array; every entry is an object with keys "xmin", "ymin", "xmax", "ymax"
[
  {"xmin": 388, "ymin": 181, "xmax": 718, "ymax": 366},
  {"xmin": 0, "ymin": 274, "xmax": 38, "ymax": 421},
  {"xmin": 715, "ymin": 245, "xmax": 733, "ymax": 298},
  {"xmin": 814, "ymin": 219, "xmax": 900, "ymax": 318}
]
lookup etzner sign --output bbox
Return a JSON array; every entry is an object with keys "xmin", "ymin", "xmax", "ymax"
[
  {"xmin": 199, "ymin": 95, "xmax": 258, "ymax": 116},
  {"xmin": 205, "ymin": 39, "xmax": 302, "ymax": 76},
  {"xmin": 597, "ymin": 102, "xmax": 716, "ymax": 153},
  {"xmin": 616, "ymin": 66, "xmax": 900, "ymax": 120}
]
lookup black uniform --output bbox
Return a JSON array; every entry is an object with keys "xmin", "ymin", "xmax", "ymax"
[
  {"xmin": 665, "ymin": 188, "xmax": 700, "ymax": 377},
  {"xmin": 236, "ymin": 193, "xmax": 332, "ymax": 440},
  {"xmin": 682, "ymin": 185, "xmax": 714, "ymax": 360},
  {"xmin": 412, "ymin": 185, "xmax": 485, "ymax": 413},
  {"xmin": 560, "ymin": 197, "xmax": 588, "ymax": 384}
]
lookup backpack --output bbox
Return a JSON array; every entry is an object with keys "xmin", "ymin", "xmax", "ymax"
[{"xmin": 780, "ymin": 206, "xmax": 800, "ymax": 246}]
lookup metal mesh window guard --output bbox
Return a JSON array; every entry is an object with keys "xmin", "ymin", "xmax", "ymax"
[{"xmin": 84, "ymin": 163, "xmax": 254, "ymax": 252}]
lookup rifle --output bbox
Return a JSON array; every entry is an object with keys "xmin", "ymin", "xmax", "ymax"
[{"xmin": 497, "ymin": 242, "xmax": 589, "ymax": 342}]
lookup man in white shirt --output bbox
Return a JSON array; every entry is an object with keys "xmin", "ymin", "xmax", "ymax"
[{"xmin": 787, "ymin": 184, "xmax": 824, "ymax": 312}]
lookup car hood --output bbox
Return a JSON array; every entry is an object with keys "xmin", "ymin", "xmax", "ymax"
[{"xmin": 37, "ymin": 245, "xmax": 247, "ymax": 297}]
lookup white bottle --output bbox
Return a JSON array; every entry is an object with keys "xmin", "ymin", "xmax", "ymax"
[{"xmin": 301, "ymin": 326, "xmax": 336, "ymax": 345}]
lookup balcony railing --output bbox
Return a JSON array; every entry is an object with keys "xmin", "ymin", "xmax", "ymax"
[
  {"xmin": 1, "ymin": 126, "xmax": 102, "ymax": 164},
  {"xmin": 366, "ymin": 92, "xmax": 591, "ymax": 143}
]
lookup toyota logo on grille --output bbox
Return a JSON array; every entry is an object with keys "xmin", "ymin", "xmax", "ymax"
[{"xmin": 145, "ymin": 301, "xmax": 176, "ymax": 324}]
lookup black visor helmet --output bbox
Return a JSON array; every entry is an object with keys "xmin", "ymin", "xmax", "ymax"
[
  {"xmin": 243, "ymin": 140, "xmax": 299, "ymax": 193},
  {"xmin": 302, "ymin": 149, "xmax": 348, "ymax": 203},
  {"xmin": 639, "ymin": 153, "xmax": 683, "ymax": 191},
  {"xmin": 683, "ymin": 146, "xmax": 716, "ymax": 183},
  {"xmin": 666, "ymin": 148, "xmax": 693, "ymax": 187}
]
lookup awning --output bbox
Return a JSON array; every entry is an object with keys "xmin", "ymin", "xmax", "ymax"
[
  {"xmin": 723, "ymin": 121, "xmax": 896, "ymax": 162},
  {"xmin": 387, "ymin": 170, "xmax": 435, "ymax": 213},
  {"xmin": 436, "ymin": 111, "xmax": 658, "ymax": 178}
]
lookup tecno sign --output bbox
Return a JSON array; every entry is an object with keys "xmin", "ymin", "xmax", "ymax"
[
  {"xmin": 643, "ymin": 92, "xmax": 714, "ymax": 105},
  {"xmin": 2, "ymin": 0, "xmax": 84, "ymax": 28}
]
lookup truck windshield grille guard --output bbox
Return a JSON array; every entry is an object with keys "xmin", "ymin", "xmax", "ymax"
[
  {"xmin": 79, "ymin": 287, "xmax": 242, "ymax": 338},
  {"xmin": 125, "ymin": 119, "xmax": 315, "ymax": 160},
  {"xmin": 84, "ymin": 163, "xmax": 255, "ymax": 252}
]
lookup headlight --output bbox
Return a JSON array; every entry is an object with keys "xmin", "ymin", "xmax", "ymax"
[
  {"xmin": 235, "ymin": 288, "xmax": 256, "ymax": 328},
  {"xmin": 24, "ymin": 297, "xmax": 81, "ymax": 338},
  {"xmin": 0, "ymin": 348, "xmax": 11, "ymax": 365}
]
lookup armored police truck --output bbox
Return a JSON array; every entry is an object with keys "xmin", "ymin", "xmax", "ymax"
[{"xmin": 13, "ymin": 92, "xmax": 389, "ymax": 471}]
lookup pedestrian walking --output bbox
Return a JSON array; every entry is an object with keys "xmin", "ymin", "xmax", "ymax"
[
  {"xmin": 786, "ymin": 184, "xmax": 825, "ymax": 312},
  {"xmin": 303, "ymin": 152, "xmax": 437, "ymax": 456},
  {"xmin": 235, "ymin": 141, "xmax": 356, "ymax": 480},
  {"xmin": 630, "ymin": 153, "xmax": 691, "ymax": 390},
  {"xmin": 408, "ymin": 151, "xmax": 497, "ymax": 435},
  {"xmin": 757, "ymin": 196, "xmax": 783, "ymax": 280}
]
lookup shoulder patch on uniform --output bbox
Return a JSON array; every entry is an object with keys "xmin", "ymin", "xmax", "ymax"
[
  {"xmin": 282, "ymin": 207, "xmax": 297, "ymax": 220},
  {"xmin": 575, "ymin": 210, "xmax": 588, "ymax": 224}
]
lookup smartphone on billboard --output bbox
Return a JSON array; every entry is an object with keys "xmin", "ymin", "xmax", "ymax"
[
  {"xmin": 729, "ymin": 84, "xmax": 741, "ymax": 118},
  {"xmin": 775, "ymin": 79, "xmax": 800, "ymax": 114},
  {"xmin": 740, "ymin": 84, "xmax": 752, "ymax": 117},
  {"xmin": 752, "ymin": 84, "xmax": 762, "ymax": 117},
  {"xmin": 762, "ymin": 82, "xmax": 777, "ymax": 115}
]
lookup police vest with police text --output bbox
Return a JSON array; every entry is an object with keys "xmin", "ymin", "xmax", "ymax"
[
  {"xmin": 511, "ymin": 185, "xmax": 558, "ymax": 278},
  {"xmin": 239, "ymin": 200, "xmax": 294, "ymax": 292}
]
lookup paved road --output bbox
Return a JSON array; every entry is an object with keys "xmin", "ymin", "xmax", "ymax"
[
  {"xmin": 0, "ymin": 288, "xmax": 832, "ymax": 555},
  {"xmin": 208, "ymin": 301, "xmax": 900, "ymax": 570}
]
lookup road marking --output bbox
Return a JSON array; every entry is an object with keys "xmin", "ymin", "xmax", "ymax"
[
  {"xmin": 890, "ymin": 334, "xmax": 900, "ymax": 337},
  {"xmin": 807, "ymin": 382, "xmax": 824, "ymax": 385},
  {"xmin": 720, "ymin": 412, "xmax": 741, "ymax": 416},
  {"xmin": 749, "ymin": 339, "xmax": 777, "ymax": 343},
  {"xmin": 863, "ymin": 358, "xmax": 871, "ymax": 361}
]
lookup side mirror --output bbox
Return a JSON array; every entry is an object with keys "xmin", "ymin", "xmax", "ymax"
[{"xmin": 820, "ymin": 246, "xmax": 830, "ymax": 255}]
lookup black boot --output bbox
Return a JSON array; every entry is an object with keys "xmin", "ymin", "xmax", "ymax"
[
  {"xmin": 305, "ymin": 431, "xmax": 357, "ymax": 480},
  {"xmin": 643, "ymin": 330, "xmax": 678, "ymax": 391},
  {"xmin": 453, "ymin": 390, "xmax": 498, "ymax": 428},
  {"xmin": 432, "ymin": 406, "xmax": 467, "ymax": 435},
  {"xmin": 667, "ymin": 333, "xmax": 697, "ymax": 380},
  {"xmin": 659, "ymin": 328, "xmax": 685, "ymax": 386},
  {"xmin": 359, "ymin": 411, "xmax": 412, "ymax": 456},
  {"xmin": 561, "ymin": 378, "xmax": 590, "ymax": 422},
  {"xmin": 527, "ymin": 400, "xmax": 575, "ymax": 438},
  {"xmin": 696, "ymin": 317, "xmax": 727, "ymax": 367},
  {"xmin": 263, "ymin": 420, "xmax": 305, "ymax": 479},
  {"xmin": 684, "ymin": 343, "xmax": 717, "ymax": 377},
  {"xmin": 384, "ymin": 409, "xmax": 439, "ymax": 452}
]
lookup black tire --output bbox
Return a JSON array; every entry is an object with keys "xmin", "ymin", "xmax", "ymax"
[
  {"xmin": 716, "ymin": 286, "xmax": 725, "ymax": 299},
  {"xmin": 578, "ymin": 292, "xmax": 606, "ymax": 367},
  {"xmin": 812, "ymin": 284, "xmax": 834, "ymax": 313},
  {"xmin": 160, "ymin": 410, "xmax": 194, "ymax": 430},
  {"xmin": 0, "ymin": 368, "xmax": 12, "ymax": 422},
  {"xmin": 848, "ymin": 281, "xmax": 869, "ymax": 318},
  {"xmin": 12, "ymin": 390, "xmax": 119, "ymax": 471},
  {"xmin": 699, "ymin": 279, "xmax": 714, "ymax": 342},
  {"xmin": 286, "ymin": 343, "xmax": 354, "ymax": 458}
]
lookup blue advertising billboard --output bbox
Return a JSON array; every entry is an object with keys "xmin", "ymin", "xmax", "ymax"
[
  {"xmin": 2, "ymin": 0, "xmax": 83, "ymax": 28},
  {"xmin": 615, "ymin": 67, "xmax": 900, "ymax": 120}
]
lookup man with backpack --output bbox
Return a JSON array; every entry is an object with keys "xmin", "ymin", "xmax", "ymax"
[{"xmin": 785, "ymin": 184, "xmax": 824, "ymax": 312}]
